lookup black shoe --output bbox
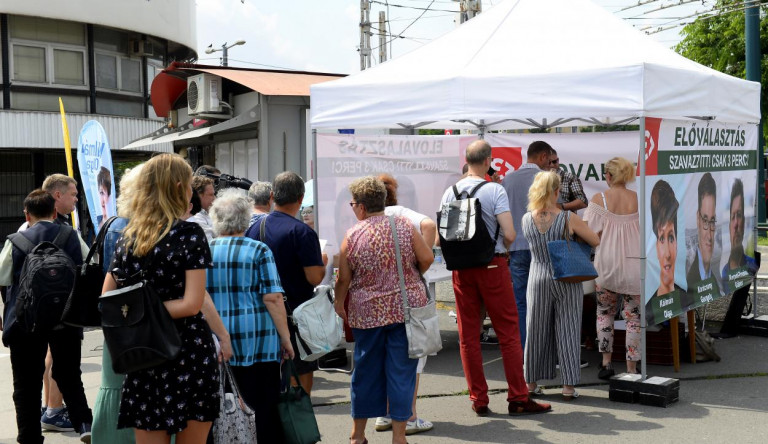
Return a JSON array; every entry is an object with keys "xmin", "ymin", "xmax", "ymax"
[{"xmin": 597, "ymin": 363, "xmax": 615, "ymax": 380}]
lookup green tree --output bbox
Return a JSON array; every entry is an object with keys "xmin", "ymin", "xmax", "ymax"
[{"xmin": 675, "ymin": 0, "xmax": 768, "ymax": 136}]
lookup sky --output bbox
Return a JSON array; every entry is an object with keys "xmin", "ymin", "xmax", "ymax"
[{"xmin": 195, "ymin": 0, "xmax": 717, "ymax": 74}]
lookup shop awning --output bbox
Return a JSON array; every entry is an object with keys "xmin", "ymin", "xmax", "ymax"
[{"xmin": 150, "ymin": 62, "xmax": 344, "ymax": 118}]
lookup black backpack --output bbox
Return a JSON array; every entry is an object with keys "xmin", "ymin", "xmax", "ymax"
[
  {"xmin": 436, "ymin": 181, "xmax": 500, "ymax": 270},
  {"xmin": 8, "ymin": 226, "xmax": 77, "ymax": 333}
]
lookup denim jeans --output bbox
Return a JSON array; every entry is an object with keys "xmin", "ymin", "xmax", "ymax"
[{"xmin": 509, "ymin": 250, "xmax": 531, "ymax": 350}]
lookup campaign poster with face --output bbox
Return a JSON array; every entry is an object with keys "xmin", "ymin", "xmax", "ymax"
[
  {"xmin": 643, "ymin": 117, "xmax": 758, "ymax": 326},
  {"xmin": 77, "ymin": 120, "xmax": 117, "ymax": 235}
]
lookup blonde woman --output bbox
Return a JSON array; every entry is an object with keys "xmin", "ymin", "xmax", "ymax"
[
  {"xmin": 583, "ymin": 157, "xmax": 641, "ymax": 378},
  {"xmin": 101, "ymin": 154, "xmax": 219, "ymax": 444},
  {"xmin": 522, "ymin": 171, "xmax": 599, "ymax": 399}
]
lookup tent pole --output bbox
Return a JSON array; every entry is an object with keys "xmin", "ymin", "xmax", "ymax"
[
  {"xmin": 312, "ymin": 129, "xmax": 319, "ymax": 233},
  {"xmin": 638, "ymin": 116, "xmax": 647, "ymax": 380}
]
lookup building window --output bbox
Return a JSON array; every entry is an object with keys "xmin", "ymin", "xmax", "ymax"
[
  {"xmin": 95, "ymin": 53, "xmax": 117, "ymax": 89},
  {"xmin": 12, "ymin": 92, "xmax": 87, "ymax": 113},
  {"xmin": 96, "ymin": 97, "xmax": 142, "ymax": 117},
  {"xmin": 12, "ymin": 45, "xmax": 46, "ymax": 83},
  {"xmin": 9, "ymin": 15, "xmax": 86, "ymax": 88},
  {"xmin": 53, "ymin": 49, "xmax": 85, "ymax": 85}
]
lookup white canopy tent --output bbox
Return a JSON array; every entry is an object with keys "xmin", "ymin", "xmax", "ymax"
[
  {"xmin": 309, "ymin": 0, "xmax": 762, "ymax": 377},
  {"xmin": 310, "ymin": 0, "xmax": 760, "ymax": 131}
]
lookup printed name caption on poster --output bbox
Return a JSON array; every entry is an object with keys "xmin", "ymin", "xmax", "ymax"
[{"xmin": 81, "ymin": 141, "xmax": 107, "ymax": 172}]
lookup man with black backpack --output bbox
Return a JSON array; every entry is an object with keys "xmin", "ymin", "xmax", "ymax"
[
  {"xmin": 437, "ymin": 140, "xmax": 551, "ymax": 417},
  {"xmin": 0, "ymin": 190, "xmax": 93, "ymax": 444}
]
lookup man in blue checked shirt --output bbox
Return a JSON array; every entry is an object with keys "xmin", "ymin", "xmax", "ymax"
[{"xmin": 207, "ymin": 189, "xmax": 294, "ymax": 444}]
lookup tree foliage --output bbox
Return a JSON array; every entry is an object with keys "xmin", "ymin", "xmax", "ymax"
[{"xmin": 675, "ymin": 0, "xmax": 768, "ymax": 132}]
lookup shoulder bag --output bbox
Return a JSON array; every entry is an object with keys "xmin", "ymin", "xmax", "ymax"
[
  {"xmin": 546, "ymin": 212, "xmax": 598, "ymax": 283},
  {"xmin": 99, "ymin": 252, "xmax": 182, "ymax": 374},
  {"xmin": 291, "ymin": 285, "xmax": 343, "ymax": 361},
  {"xmin": 389, "ymin": 215, "xmax": 443, "ymax": 359},
  {"xmin": 278, "ymin": 360, "xmax": 321, "ymax": 444},
  {"xmin": 213, "ymin": 362, "xmax": 258, "ymax": 443},
  {"xmin": 61, "ymin": 216, "xmax": 118, "ymax": 327}
]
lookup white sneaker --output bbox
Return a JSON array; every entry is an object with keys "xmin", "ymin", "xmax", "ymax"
[
  {"xmin": 405, "ymin": 417, "xmax": 433, "ymax": 435},
  {"xmin": 374, "ymin": 415, "xmax": 392, "ymax": 431}
]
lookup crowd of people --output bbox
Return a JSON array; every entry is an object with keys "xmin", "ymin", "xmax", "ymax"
[{"xmin": 0, "ymin": 140, "xmax": 646, "ymax": 443}]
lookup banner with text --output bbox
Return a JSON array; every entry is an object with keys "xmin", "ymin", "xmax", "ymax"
[
  {"xmin": 77, "ymin": 120, "xmax": 117, "ymax": 235},
  {"xmin": 316, "ymin": 134, "xmax": 474, "ymax": 258},
  {"xmin": 643, "ymin": 117, "xmax": 758, "ymax": 326},
  {"xmin": 485, "ymin": 132, "xmax": 641, "ymax": 199}
]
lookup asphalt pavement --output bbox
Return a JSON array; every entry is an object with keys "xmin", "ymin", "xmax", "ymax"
[{"xmin": 1, "ymin": 301, "xmax": 766, "ymax": 444}]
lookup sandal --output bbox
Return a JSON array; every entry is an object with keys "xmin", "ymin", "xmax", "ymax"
[
  {"xmin": 561, "ymin": 389, "xmax": 580, "ymax": 401},
  {"xmin": 528, "ymin": 385, "xmax": 544, "ymax": 396}
]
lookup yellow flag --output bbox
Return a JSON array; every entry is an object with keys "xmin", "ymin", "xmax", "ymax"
[{"xmin": 58, "ymin": 97, "xmax": 77, "ymax": 230}]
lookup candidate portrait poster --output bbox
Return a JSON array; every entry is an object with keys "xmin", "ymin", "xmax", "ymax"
[
  {"xmin": 77, "ymin": 120, "xmax": 117, "ymax": 235},
  {"xmin": 643, "ymin": 117, "xmax": 758, "ymax": 326}
]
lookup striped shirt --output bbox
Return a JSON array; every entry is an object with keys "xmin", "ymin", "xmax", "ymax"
[{"xmin": 207, "ymin": 236, "xmax": 284, "ymax": 366}]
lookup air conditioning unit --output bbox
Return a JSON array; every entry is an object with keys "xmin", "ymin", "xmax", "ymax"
[
  {"xmin": 187, "ymin": 73, "xmax": 223, "ymax": 116},
  {"xmin": 129, "ymin": 40, "xmax": 154, "ymax": 57}
]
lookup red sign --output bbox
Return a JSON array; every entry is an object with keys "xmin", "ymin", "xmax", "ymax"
[
  {"xmin": 642, "ymin": 117, "xmax": 661, "ymax": 176},
  {"xmin": 490, "ymin": 146, "xmax": 523, "ymax": 179},
  {"xmin": 445, "ymin": 129, "xmax": 454, "ymax": 135}
]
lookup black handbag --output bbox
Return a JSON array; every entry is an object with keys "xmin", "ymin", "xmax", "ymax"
[
  {"xmin": 61, "ymin": 216, "xmax": 118, "ymax": 327},
  {"xmin": 100, "ymin": 280, "xmax": 182, "ymax": 374}
]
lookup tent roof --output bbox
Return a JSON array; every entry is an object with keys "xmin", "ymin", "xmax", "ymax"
[{"xmin": 310, "ymin": 0, "xmax": 760, "ymax": 130}]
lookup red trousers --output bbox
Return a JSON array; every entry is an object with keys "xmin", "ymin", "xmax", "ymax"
[{"xmin": 452, "ymin": 256, "xmax": 528, "ymax": 407}]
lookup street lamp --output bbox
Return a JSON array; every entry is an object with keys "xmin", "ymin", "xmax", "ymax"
[{"xmin": 205, "ymin": 40, "xmax": 246, "ymax": 67}]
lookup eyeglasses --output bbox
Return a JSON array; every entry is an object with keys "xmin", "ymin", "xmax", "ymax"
[
  {"xmin": 698, "ymin": 212, "xmax": 716, "ymax": 231},
  {"xmin": 349, "ymin": 201, "xmax": 359, "ymax": 208},
  {"xmin": 550, "ymin": 158, "xmax": 560, "ymax": 165}
]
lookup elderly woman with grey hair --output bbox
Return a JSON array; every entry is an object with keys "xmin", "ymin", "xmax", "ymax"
[{"xmin": 206, "ymin": 189, "xmax": 294, "ymax": 443}]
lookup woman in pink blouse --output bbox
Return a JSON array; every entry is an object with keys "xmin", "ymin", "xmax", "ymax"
[
  {"xmin": 334, "ymin": 176, "xmax": 433, "ymax": 444},
  {"xmin": 583, "ymin": 157, "xmax": 641, "ymax": 378}
]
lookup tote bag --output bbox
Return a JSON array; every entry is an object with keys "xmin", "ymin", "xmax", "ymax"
[
  {"xmin": 389, "ymin": 216, "xmax": 443, "ymax": 359},
  {"xmin": 278, "ymin": 360, "xmax": 321, "ymax": 444},
  {"xmin": 546, "ymin": 212, "xmax": 597, "ymax": 283},
  {"xmin": 292, "ymin": 285, "xmax": 342, "ymax": 361},
  {"xmin": 213, "ymin": 362, "xmax": 258, "ymax": 443}
]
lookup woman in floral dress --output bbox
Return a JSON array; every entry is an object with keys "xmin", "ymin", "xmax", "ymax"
[{"xmin": 102, "ymin": 154, "xmax": 219, "ymax": 444}]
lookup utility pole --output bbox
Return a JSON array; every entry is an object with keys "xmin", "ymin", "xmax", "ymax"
[
  {"xmin": 745, "ymin": 0, "xmax": 764, "ymax": 224},
  {"xmin": 360, "ymin": 0, "xmax": 372, "ymax": 70},
  {"xmin": 379, "ymin": 11, "xmax": 387, "ymax": 64},
  {"xmin": 456, "ymin": 0, "xmax": 482, "ymax": 26}
]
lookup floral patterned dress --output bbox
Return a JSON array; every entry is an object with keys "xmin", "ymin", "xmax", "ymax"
[{"xmin": 109, "ymin": 221, "xmax": 219, "ymax": 433}]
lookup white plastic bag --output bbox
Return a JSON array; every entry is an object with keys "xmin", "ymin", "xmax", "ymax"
[{"xmin": 292, "ymin": 285, "xmax": 342, "ymax": 361}]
